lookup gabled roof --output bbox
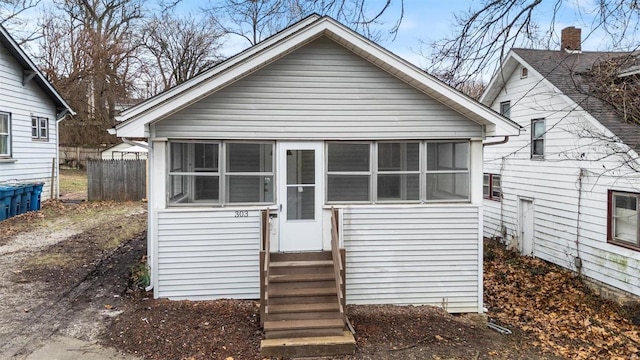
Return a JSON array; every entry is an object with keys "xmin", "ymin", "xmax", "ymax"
[
  {"xmin": 482, "ymin": 48, "xmax": 640, "ymax": 152},
  {"xmin": 0, "ymin": 25, "xmax": 74, "ymax": 118},
  {"xmin": 116, "ymin": 15, "xmax": 520, "ymax": 138}
]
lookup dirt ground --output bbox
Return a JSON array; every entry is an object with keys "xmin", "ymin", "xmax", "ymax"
[
  {"xmin": 0, "ymin": 199, "xmax": 147, "ymax": 359},
  {"xmin": 1, "ymin": 173, "xmax": 638, "ymax": 359}
]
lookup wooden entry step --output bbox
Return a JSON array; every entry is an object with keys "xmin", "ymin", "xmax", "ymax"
[{"xmin": 260, "ymin": 331, "xmax": 356, "ymax": 358}]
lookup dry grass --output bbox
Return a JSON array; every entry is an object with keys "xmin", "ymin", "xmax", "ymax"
[{"xmin": 59, "ymin": 168, "xmax": 87, "ymax": 195}]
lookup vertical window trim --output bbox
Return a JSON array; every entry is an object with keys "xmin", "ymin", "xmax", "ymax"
[
  {"xmin": 531, "ymin": 118, "xmax": 545, "ymax": 159},
  {"xmin": 0, "ymin": 112, "xmax": 10, "ymax": 157},
  {"xmin": 607, "ymin": 190, "xmax": 640, "ymax": 250}
]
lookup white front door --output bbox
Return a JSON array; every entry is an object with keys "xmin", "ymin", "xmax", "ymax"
[
  {"xmin": 519, "ymin": 198, "xmax": 534, "ymax": 256},
  {"xmin": 278, "ymin": 142, "xmax": 324, "ymax": 252}
]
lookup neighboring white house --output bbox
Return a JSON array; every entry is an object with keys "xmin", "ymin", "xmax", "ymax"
[
  {"xmin": 114, "ymin": 15, "xmax": 520, "ymax": 315},
  {"xmin": 0, "ymin": 24, "xmax": 73, "ymax": 200},
  {"xmin": 482, "ymin": 27, "xmax": 640, "ymax": 301},
  {"xmin": 101, "ymin": 142, "xmax": 148, "ymax": 160}
]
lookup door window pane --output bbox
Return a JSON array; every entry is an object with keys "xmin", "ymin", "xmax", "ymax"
[
  {"xmin": 287, "ymin": 186, "xmax": 314, "ymax": 220},
  {"xmin": 287, "ymin": 150, "xmax": 315, "ymax": 184}
]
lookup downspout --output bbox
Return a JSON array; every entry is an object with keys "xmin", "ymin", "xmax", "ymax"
[
  {"xmin": 121, "ymin": 136, "xmax": 154, "ymax": 292},
  {"xmin": 55, "ymin": 109, "xmax": 71, "ymax": 199},
  {"xmin": 483, "ymin": 136, "xmax": 510, "ymax": 147}
]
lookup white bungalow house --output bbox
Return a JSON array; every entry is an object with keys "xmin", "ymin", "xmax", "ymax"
[
  {"xmin": 482, "ymin": 26, "xmax": 640, "ymax": 302},
  {"xmin": 114, "ymin": 15, "xmax": 519, "ymax": 355},
  {"xmin": 0, "ymin": 25, "xmax": 73, "ymax": 200}
]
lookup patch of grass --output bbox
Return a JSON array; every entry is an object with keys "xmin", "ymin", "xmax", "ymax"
[
  {"xmin": 60, "ymin": 168, "xmax": 87, "ymax": 195},
  {"xmin": 28, "ymin": 253, "xmax": 68, "ymax": 267}
]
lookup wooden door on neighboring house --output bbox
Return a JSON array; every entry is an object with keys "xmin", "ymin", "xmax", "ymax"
[{"xmin": 519, "ymin": 197, "xmax": 534, "ymax": 256}]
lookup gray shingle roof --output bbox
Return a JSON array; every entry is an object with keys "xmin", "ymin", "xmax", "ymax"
[{"xmin": 513, "ymin": 48, "xmax": 640, "ymax": 153}]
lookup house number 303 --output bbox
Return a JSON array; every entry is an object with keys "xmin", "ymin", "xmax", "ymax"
[{"xmin": 234, "ymin": 211, "xmax": 249, "ymax": 218}]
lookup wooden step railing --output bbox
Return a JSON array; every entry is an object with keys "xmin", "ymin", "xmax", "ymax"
[
  {"xmin": 260, "ymin": 209, "xmax": 270, "ymax": 327},
  {"xmin": 330, "ymin": 207, "xmax": 345, "ymax": 324}
]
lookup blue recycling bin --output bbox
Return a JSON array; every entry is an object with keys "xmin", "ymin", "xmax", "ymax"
[
  {"xmin": 0, "ymin": 186, "xmax": 14, "ymax": 221},
  {"xmin": 19, "ymin": 184, "xmax": 33, "ymax": 214},
  {"xmin": 30, "ymin": 183, "xmax": 44, "ymax": 211},
  {"xmin": 10, "ymin": 185, "xmax": 25, "ymax": 216}
]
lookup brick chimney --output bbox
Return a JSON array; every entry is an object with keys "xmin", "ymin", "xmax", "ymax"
[{"xmin": 561, "ymin": 26, "xmax": 582, "ymax": 51}]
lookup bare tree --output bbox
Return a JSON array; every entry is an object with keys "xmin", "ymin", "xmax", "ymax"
[
  {"xmin": 142, "ymin": 13, "xmax": 224, "ymax": 91},
  {"xmin": 36, "ymin": 0, "xmax": 145, "ymax": 146},
  {"xmin": 205, "ymin": 0, "xmax": 405, "ymax": 46},
  {"xmin": 424, "ymin": 0, "xmax": 640, "ymax": 87}
]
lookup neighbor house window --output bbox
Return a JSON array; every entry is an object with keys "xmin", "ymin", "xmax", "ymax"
[
  {"xmin": 500, "ymin": 101, "xmax": 511, "ymax": 118},
  {"xmin": 426, "ymin": 142, "xmax": 469, "ymax": 201},
  {"xmin": 483, "ymin": 173, "xmax": 501, "ymax": 201},
  {"xmin": 327, "ymin": 141, "xmax": 470, "ymax": 203},
  {"xmin": 608, "ymin": 191, "xmax": 640, "ymax": 250},
  {"xmin": 31, "ymin": 116, "xmax": 48, "ymax": 140},
  {"xmin": 531, "ymin": 118, "xmax": 545, "ymax": 159},
  {"xmin": 168, "ymin": 141, "xmax": 274, "ymax": 205},
  {"xmin": 0, "ymin": 112, "xmax": 9, "ymax": 157},
  {"xmin": 327, "ymin": 142, "xmax": 371, "ymax": 202},
  {"xmin": 521, "ymin": 67, "xmax": 528, "ymax": 78}
]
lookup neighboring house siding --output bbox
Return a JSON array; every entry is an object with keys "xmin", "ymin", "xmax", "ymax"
[
  {"xmin": 0, "ymin": 41, "xmax": 58, "ymax": 200},
  {"xmin": 483, "ymin": 63, "xmax": 640, "ymax": 296},
  {"xmin": 156, "ymin": 209, "xmax": 261, "ymax": 300},
  {"xmin": 154, "ymin": 37, "xmax": 482, "ymax": 140},
  {"xmin": 343, "ymin": 206, "xmax": 480, "ymax": 312}
]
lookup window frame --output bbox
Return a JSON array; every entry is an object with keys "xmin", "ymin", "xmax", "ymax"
[
  {"xmin": 326, "ymin": 140, "xmax": 471, "ymax": 204},
  {"xmin": 0, "ymin": 112, "xmax": 10, "ymax": 158},
  {"xmin": 326, "ymin": 141, "xmax": 373, "ymax": 204},
  {"xmin": 31, "ymin": 116, "xmax": 49, "ymax": 141},
  {"xmin": 500, "ymin": 101, "xmax": 511, "ymax": 118},
  {"xmin": 607, "ymin": 190, "xmax": 640, "ymax": 250},
  {"xmin": 483, "ymin": 173, "xmax": 502, "ymax": 201},
  {"xmin": 375, "ymin": 141, "xmax": 421, "ymax": 203},
  {"xmin": 167, "ymin": 140, "xmax": 275, "ymax": 206},
  {"xmin": 531, "ymin": 118, "xmax": 546, "ymax": 160}
]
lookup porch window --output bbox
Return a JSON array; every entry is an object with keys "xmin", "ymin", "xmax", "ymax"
[
  {"xmin": 226, "ymin": 143, "xmax": 274, "ymax": 203},
  {"xmin": 327, "ymin": 143, "xmax": 370, "ymax": 201},
  {"xmin": 169, "ymin": 142, "xmax": 220, "ymax": 203},
  {"xmin": 608, "ymin": 191, "xmax": 640, "ymax": 250},
  {"xmin": 426, "ymin": 142, "xmax": 469, "ymax": 201},
  {"xmin": 0, "ymin": 112, "xmax": 9, "ymax": 157},
  {"xmin": 377, "ymin": 142, "xmax": 420, "ymax": 201}
]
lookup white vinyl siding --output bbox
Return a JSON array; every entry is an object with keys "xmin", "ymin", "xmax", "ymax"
[
  {"xmin": 156, "ymin": 209, "xmax": 261, "ymax": 300},
  {"xmin": 343, "ymin": 205, "xmax": 480, "ymax": 313},
  {"xmin": 0, "ymin": 41, "xmax": 59, "ymax": 199},
  {"xmin": 483, "ymin": 60, "xmax": 640, "ymax": 297},
  {"xmin": 154, "ymin": 37, "xmax": 482, "ymax": 140}
]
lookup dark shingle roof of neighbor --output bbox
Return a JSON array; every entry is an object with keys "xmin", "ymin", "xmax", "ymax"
[{"xmin": 513, "ymin": 48, "xmax": 640, "ymax": 153}]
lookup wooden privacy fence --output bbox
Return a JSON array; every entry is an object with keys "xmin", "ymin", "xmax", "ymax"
[{"xmin": 88, "ymin": 159, "xmax": 147, "ymax": 201}]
